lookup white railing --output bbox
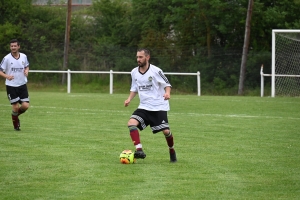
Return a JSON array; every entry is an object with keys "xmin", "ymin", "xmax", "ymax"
[
  {"xmin": 30, "ymin": 70, "xmax": 201, "ymax": 96},
  {"xmin": 260, "ymin": 65, "xmax": 271, "ymax": 97},
  {"xmin": 260, "ymin": 65, "xmax": 300, "ymax": 97}
]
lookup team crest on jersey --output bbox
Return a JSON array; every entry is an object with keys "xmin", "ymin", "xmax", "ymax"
[
  {"xmin": 22, "ymin": 61, "xmax": 25, "ymax": 65},
  {"xmin": 148, "ymin": 76, "xmax": 153, "ymax": 81}
]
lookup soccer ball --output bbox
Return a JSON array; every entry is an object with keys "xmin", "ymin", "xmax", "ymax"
[{"xmin": 119, "ymin": 150, "xmax": 136, "ymax": 164}]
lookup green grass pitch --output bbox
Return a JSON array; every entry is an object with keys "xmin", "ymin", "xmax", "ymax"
[{"xmin": 0, "ymin": 91, "xmax": 299, "ymax": 199}]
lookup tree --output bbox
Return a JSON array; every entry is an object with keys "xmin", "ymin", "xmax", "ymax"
[
  {"xmin": 62, "ymin": 0, "xmax": 72, "ymax": 84},
  {"xmin": 1, "ymin": 0, "xmax": 299, "ymax": 94},
  {"xmin": 238, "ymin": 0, "xmax": 254, "ymax": 95},
  {"xmin": 90, "ymin": 0, "xmax": 134, "ymax": 70},
  {"xmin": 0, "ymin": 0, "xmax": 32, "ymax": 56}
]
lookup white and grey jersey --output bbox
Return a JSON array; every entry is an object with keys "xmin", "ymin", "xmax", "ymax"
[
  {"xmin": 130, "ymin": 64, "xmax": 171, "ymax": 111},
  {"xmin": 0, "ymin": 53, "xmax": 29, "ymax": 87}
]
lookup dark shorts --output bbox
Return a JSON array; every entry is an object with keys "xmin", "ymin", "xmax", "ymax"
[
  {"xmin": 6, "ymin": 84, "xmax": 30, "ymax": 104},
  {"xmin": 130, "ymin": 109, "xmax": 170, "ymax": 133}
]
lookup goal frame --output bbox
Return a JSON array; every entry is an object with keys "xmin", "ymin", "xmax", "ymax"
[{"xmin": 271, "ymin": 29, "xmax": 300, "ymax": 97}]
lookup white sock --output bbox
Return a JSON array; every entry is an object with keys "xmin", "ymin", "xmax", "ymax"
[{"xmin": 135, "ymin": 144, "xmax": 142, "ymax": 149}]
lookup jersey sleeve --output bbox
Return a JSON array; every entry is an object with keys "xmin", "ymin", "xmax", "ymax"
[
  {"xmin": 0, "ymin": 57, "xmax": 7, "ymax": 72},
  {"xmin": 156, "ymin": 69, "xmax": 171, "ymax": 88},
  {"xmin": 24, "ymin": 54, "xmax": 29, "ymax": 68},
  {"xmin": 130, "ymin": 70, "xmax": 138, "ymax": 92}
]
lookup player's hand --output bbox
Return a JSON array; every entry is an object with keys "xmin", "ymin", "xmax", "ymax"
[
  {"xmin": 6, "ymin": 75, "xmax": 14, "ymax": 80},
  {"xmin": 24, "ymin": 71, "xmax": 28, "ymax": 77},
  {"xmin": 163, "ymin": 93, "xmax": 170, "ymax": 100},
  {"xmin": 124, "ymin": 99, "xmax": 130, "ymax": 107}
]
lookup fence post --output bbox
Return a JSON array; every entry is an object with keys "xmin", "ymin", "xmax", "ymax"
[
  {"xmin": 110, "ymin": 70, "xmax": 113, "ymax": 94},
  {"xmin": 67, "ymin": 69, "xmax": 71, "ymax": 93},
  {"xmin": 260, "ymin": 65, "xmax": 264, "ymax": 97},
  {"xmin": 197, "ymin": 71, "xmax": 201, "ymax": 96}
]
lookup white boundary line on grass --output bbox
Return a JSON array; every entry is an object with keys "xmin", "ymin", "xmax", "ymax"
[
  {"xmin": 183, "ymin": 113, "xmax": 300, "ymax": 120},
  {"xmin": 1, "ymin": 104, "xmax": 299, "ymax": 120}
]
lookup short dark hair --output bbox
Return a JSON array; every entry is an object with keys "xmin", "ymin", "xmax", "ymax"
[
  {"xmin": 10, "ymin": 39, "xmax": 20, "ymax": 46},
  {"xmin": 137, "ymin": 48, "xmax": 150, "ymax": 56}
]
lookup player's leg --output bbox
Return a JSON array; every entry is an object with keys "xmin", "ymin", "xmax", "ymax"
[
  {"xmin": 18, "ymin": 101, "xmax": 29, "ymax": 115},
  {"xmin": 128, "ymin": 109, "xmax": 148, "ymax": 159},
  {"xmin": 6, "ymin": 85, "xmax": 21, "ymax": 130},
  {"xmin": 150, "ymin": 111, "xmax": 177, "ymax": 162},
  {"xmin": 128, "ymin": 118, "xmax": 141, "ymax": 149},
  {"xmin": 11, "ymin": 103, "xmax": 20, "ymax": 130},
  {"xmin": 127, "ymin": 118, "xmax": 146, "ymax": 159},
  {"xmin": 18, "ymin": 84, "xmax": 30, "ymax": 115},
  {"xmin": 162, "ymin": 129, "xmax": 177, "ymax": 163}
]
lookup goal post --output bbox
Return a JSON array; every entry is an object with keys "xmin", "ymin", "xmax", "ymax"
[{"xmin": 271, "ymin": 29, "xmax": 300, "ymax": 97}]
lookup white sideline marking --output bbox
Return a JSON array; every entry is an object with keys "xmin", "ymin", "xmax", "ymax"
[
  {"xmin": 181, "ymin": 113, "xmax": 300, "ymax": 120},
  {"xmin": 0, "ymin": 104, "xmax": 299, "ymax": 120}
]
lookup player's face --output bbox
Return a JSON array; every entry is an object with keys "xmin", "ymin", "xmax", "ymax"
[
  {"xmin": 136, "ymin": 51, "xmax": 149, "ymax": 68},
  {"xmin": 10, "ymin": 42, "xmax": 20, "ymax": 53}
]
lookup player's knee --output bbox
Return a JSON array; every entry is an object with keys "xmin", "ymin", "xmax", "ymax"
[
  {"xmin": 12, "ymin": 103, "xmax": 19, "ymax": 111},
  {"xmin": 162, "ymin": 129, "xmax": 170, "ymax": 135},
  {"xmin": 127, "ymin": 118, "xmax": 138, "ymax": 127},
  {"xmin": 22, "ymin": 102, "xmax": 30, "ymax": 110}
]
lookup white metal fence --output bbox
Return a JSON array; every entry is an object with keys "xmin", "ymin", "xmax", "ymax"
[
  {"xmin": 30, "ymin": 70, "xmax": 201, "ymax": 96},
  {"xmin": 260, "ymin": 65, "xmax": 300, "ymax": 97}
]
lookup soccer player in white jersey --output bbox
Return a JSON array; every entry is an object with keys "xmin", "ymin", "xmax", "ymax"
[
  {"xmin": 0, "ymin": 39, "xmax": 30, "ymax": 131},
  {"xmin": 124, "ymin": 48, "xmax": 177, "ymax": 162}
]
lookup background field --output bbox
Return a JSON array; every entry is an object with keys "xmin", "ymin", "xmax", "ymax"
[{"xmin": 0, "ymin": 91, "xmax": 299, "ymax": 199}]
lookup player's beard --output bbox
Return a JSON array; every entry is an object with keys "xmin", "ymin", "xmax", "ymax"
[{"xmin": 138, "ymin": 60, "xmax": 147, "ymax": 68}]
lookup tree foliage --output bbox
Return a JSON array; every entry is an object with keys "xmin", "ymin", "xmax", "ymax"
[
  {"xmin": 0, "ymin": 0, "xmax": 299, "ymax": 94},
  {"xmin": 0, "ymin": 0, "xmax": 32, "ymax": 55}
]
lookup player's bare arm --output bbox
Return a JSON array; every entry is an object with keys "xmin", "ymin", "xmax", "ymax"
[
  {"xmin": 24, "ymin": 66, "xmax": 29, "ymax": 77},
  {"xmin": 163, "ymin": 86, "xmax": 171, "ymax": 100},
  {"xmin": 124, "ymin": 92, "xmax": 138, "ymax": 107},
  {"xmin": 0, "ymin": 71, "xmax": 14, "ymax": 80}
]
